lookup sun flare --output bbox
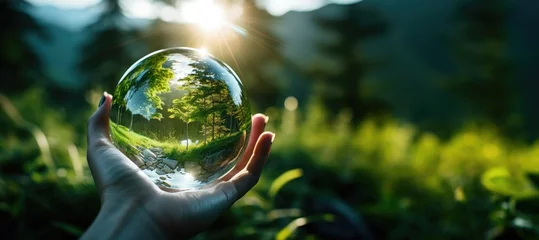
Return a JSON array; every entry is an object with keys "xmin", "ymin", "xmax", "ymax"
[{"xmin": 181, "ymin": 0, "xmax": 226, "ymax": 31}]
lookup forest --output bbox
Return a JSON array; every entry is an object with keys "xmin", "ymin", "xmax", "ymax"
[{"xmin": 2, "ymin": 0, "xmax": 539, "ymax": 239}]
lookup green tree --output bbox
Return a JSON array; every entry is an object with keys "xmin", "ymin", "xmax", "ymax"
[
  {"xmin": 79, "ymin": 0, "xmax": 144, "ymax": 93},
  {"xmin": 172, "ymin": 59, "xmax": 238, "ymax": 143},
  {"xmin": 168, "ymin": 97, "xmax": 195, "ymax": 150},
  {"xmin": 219, "ymin": 0, "xmax": 283, "ymax": 110},
  {"xmin": 449, "ymin": 0, "xmax": 517, "ymax": 133},
  {"xmin": 0, "ymin": 0, "xmax": 47, "ymax": 95},
  {"xmin": 142, "ymin": 0, "xmax": 283, "ymax": 111},
  {"xmin": 308, "ymin": 4, "xmax": 388, "ymax": 122},
  {"xmin": 113, "ymin": 53, "xmax": 173, "ymax": 126}
]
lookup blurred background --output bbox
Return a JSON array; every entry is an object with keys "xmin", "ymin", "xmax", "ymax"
[{"xmin": 2, "ymin": 0, "xmax": 539, "ymax": 239}]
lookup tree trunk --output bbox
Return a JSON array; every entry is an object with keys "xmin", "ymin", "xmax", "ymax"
[
  {"xmin": 186, "ymin": 121, "xmax": 189, "ymax": 150},
  {"xmin": 129, "ymin": 113, "xmax": 134, "ymax": 131},
  {"xmin": 117, "ymin": 107, "xmax": 121, "ymax": 123},
  {"xmin": 203, "ymin": 98, "xmax": 207, "ymax": 144},
  {"xmin": 229, "ymin": 115, "xmax": 233, "ymax": 134},
  {"xmin": 212, "ymin": 100, "xmax": 215, "ymax": 140}
]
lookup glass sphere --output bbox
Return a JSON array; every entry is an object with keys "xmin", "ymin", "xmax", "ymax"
[{"xmin": 109, "ymin": 47, "xmax": 251, "ymax": 191}]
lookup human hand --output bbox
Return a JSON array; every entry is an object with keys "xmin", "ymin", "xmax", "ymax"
[{"xmin": 81, "ymin": 92, "xmax": 275, "ymax": 239}]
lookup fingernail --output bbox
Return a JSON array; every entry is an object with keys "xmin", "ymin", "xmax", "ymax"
[
  {"xmin": 98, "ymin": 94, "xmax": 106, "ymax": 107},
  {"xmin": 263, "ymin": 115, "xmax": 269, "ymax": 124},
  {"xmin": 270, "ymin": 133, "xmax": 276, "ymax": 143}
]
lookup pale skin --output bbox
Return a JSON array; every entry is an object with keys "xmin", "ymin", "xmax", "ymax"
[{"xmin": 81, "ymin": 92, "xmax": 275, "ymax": 239}]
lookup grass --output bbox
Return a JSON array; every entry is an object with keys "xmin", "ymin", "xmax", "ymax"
[
  {"xmin": 110, "ymin": 121, "xmax": 246, "ymax": 165},
  {"xmin": 8, "ymin": 94, "xmax": 539, "ymax": 239},
  {"xmin": 110, "ymin": 121, "xmax": 172, "ymax": 155}
]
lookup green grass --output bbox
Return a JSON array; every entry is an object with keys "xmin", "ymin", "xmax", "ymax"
[
  {"xmin": 110, "ymin": 121, "xmax": 172, "ymax": 155},
  {"xmin": 185, "ymin": 131, "xmax": 245, "ymax": 160},
  {"xmin": 110, "ymin": 121, "xmax": 246, "ymax": 164},
  {"xmin": 8, "ymin": 95, "xmax": 539, "ymax": 239}
]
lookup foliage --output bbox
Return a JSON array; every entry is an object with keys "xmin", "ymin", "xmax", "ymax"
[
  {"xmin": 113, "ymin": 52, "xmax": 174, "ymax": 121},
  {"xmin": 2, "ymin": 0, "xmax": 539, "ymax": 239},
  {"xmin": 169, "ymin": 59, "xmax": 241, "ymax": 143},
  {"xmin": 78, "ymin": 0, "xmax": 145, "ymax": 93},
  {"xmin": 5, "ymin": 92, "xmax": 539, "ymax": 239},
  {"xmin": 0, "ymin": 1, "xmax": 47, "ymax": 95},
  {"xmin": 447, "ymin": 0, "xmax": 518, "ymax": 136},
  {"xmin": 307, "ymin": 3, "xmax": 389, "ymax": 121},
  {"xmin": 110, "ymin": 121, "xmax": 243, "ymax": 166}
]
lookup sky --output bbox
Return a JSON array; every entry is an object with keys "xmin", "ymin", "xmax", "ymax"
[{"xmin": 27, "ymin": 0, "xmax": 361, "ymax": 16}]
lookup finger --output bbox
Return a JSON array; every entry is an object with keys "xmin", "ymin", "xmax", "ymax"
[
  {"xmin": 87, "ymin": 93, "xmax": 152, "ymax": 195},
  {"xmin": 229, "ymin": 132, "xmax": 274, "ymax": 199},
  {"xmin": 245, "ymin": 132, "xmax": 274, "ymax": 176},
  {"xmin": 88, "ymin": 92, "xmax": 113, "ymax": 144},
  {"xmin": 220, "ymin": 114, "xmax": 268, "ymax": 181},
  {"xmin": 171, "ymin": 132, "xmax": 274, "ymax": 212},
  {"xmin": 241, "ymin": 114, "xmax": 268, "ymax": 163}
]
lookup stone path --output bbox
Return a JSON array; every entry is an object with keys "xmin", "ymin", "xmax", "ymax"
[
  {"xmin": 133, "ymin": 146, "xmax": 233, "ymax": 189},
  {"xmin": 137, "ymin": 147, "xmax": 181, "ymax": 175}
]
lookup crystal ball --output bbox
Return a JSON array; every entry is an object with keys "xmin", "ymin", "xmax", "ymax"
[{"xmin": 109, "ymin": 47, "xmax": 251, "ymax": 191}]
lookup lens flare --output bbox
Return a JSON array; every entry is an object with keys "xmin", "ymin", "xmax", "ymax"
[{"xmin": 181, "ymin": 0, "xmax": 226, "ymax": 31}]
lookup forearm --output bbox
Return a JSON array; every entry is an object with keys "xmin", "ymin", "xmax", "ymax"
[{"xmin": 80, "ymin": 200, "xmax": 168, "ymax": 240}]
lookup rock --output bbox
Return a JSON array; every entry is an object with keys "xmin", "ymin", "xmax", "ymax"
[
  {"xmin": 160, "ymin": 181, "xmax": 171, "ymax": 188},
  {"xmin": 146, "ymin": 161, "xmax": 154, "ymax": 167},
  {"xmin": 162, "ymin": 158, "xmax": 178, "ymax": 169},
  {"xmin": 149, "ymin": 166, "xmax": 156, "ymax": 171},
  {"xmin": 202, "ymin": 150, "xmax": 228, "ymax": 168},
  {"xmin": 150, "ymin": 147, "xmax": 162, "ymax": 153},
  {"xmin": 156, "ymin": 169, "xmax": 166, "ymax": 175},
  {"xmin": 142, "ymin": 149, "xmax": 156, "ymax": 159},
  {"xmin": 166, "ymin": 175, "xmax": 171, "ymax": 179},
  {"xmin": 159, "ymin": 177, "xmax": 166, "ymax": 180},
  {"xmin": 184, "ymin": 161, "xmax": 197, "ymax": 170},
  {"xmin": 163, "ymin": 165, "xmax": 174, "ymax": 174},
  {"xmin": 158, "ymin": 163, "xmax": 164, "ymax": 168},
  {"xmin": 132, "ymin": 156, "xmax": 145, "ymax": 167},
  {"xmin": 143, "ymin": 157, "xmax": 153, "ymax": 163},
  {"xmin": 184, "ymin": 162, "xmax": 202, "ymax": 174}
]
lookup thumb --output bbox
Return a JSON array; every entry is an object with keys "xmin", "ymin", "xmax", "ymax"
[
  {"xmin": 87, "ymin": 92, "xmax": 156, "ymax": 198},
  {"xmin": 88, "ymin": 92, "xmax": 113, "ymax": 145}
]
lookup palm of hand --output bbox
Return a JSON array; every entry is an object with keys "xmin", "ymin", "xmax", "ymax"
[{"xmin": 86, "ymin": 93, "xmax": 274, "ymax": 239}]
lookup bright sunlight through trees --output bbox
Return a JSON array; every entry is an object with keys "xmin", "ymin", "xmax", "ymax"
[{"xmin": 181, "ymin": 0, "xmax": 226, "ymax": 31}]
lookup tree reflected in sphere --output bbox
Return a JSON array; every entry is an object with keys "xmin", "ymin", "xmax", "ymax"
[{"xmin": 110, "ymin": 47, "xmax": 251, "ymax": 191}]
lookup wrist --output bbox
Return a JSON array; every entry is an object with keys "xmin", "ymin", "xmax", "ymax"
[{"xmin": 81, "ymin": 199, "xmax": 168, "ymax": 240}]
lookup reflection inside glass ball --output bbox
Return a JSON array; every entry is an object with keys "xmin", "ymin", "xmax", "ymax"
[{"xmin": 109, "ymin": 47, "xmax": 251, "ymax": 191}]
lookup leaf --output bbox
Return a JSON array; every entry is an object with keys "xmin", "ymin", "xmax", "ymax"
[
  {"xmin": 275, "ymin": 214, "xmax": 334, "ymax": 240},
  {"xmin": 51, "ymin": 221, "xmax": 84, "ymax": 236},
  {"xmin": 481, "ymin": 167, "xmax": 535, "ymax": 198},
  {"xmin": 526, "ymin": 172, "xmax": 539, "ymax": 190},
  {"xmin": 234, "ymin": 192, "xmax": 270, "ymax": 210},
  {"xmin": 269, "ymin": 168, "xmax": 303, "ymax": 199},
  {"xmin": 267, "ymin": 208, "xmax": 303, "ymax": 220},
  {"xmin": 151, "ymin": 112, "xmax": 163, "ymax": 120}
]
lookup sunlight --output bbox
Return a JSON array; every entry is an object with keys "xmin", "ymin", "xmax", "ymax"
[
  {"xmin": 284, "ymin": 96, "xmax": 298, "ymax": 111},
  {"xmin": 180, "ymin": 0, "xmax": 226, "ymax": 31},
  {"xmin": 199, "ymin": 47, "xmax": 208, "ymax": 55}
]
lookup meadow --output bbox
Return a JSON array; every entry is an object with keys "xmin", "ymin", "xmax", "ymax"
[{"xmin": 2, "ymin": 93, "xmax": 539, "ymax": 239}]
